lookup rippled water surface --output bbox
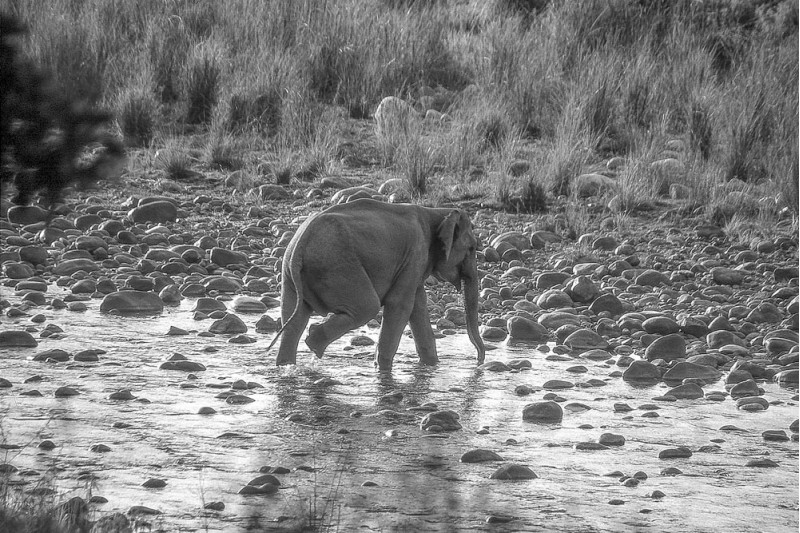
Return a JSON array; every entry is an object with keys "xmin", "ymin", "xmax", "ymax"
[{"xmin": 1, "ymin": 290, "xmax": 797, "ymax": 532}]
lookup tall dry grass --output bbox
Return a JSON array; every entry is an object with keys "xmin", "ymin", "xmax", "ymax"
[{"xmin": 4, "ymin": 0, "xmax": 797, "ymax": 220}]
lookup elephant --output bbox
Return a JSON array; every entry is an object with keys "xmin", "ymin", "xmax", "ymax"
[{"xmin": 267, "ymin": 198, "xmax": 486, "ymax": 371}]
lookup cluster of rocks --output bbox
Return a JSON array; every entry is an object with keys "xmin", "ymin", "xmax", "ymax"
[
  {"xmin": 469, "ymin": 223, "xmax": 798, "ymax": 396},
  {"xmin": 1, "ymin": 167, "xmax": 798, "ymax": 527}
]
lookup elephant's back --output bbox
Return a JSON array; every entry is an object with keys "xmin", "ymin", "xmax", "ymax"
[{"xmin": 322, "ymin": 198, "xmax": 420, "ymax": 218}]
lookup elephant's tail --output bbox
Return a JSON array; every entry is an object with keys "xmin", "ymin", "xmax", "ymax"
[{"xmin": 266, "ymin": 221, "xmax": 310, "ymax": 352}]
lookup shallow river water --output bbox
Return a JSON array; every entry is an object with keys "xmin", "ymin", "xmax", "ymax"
[{"xmin": 0, "ymin": 290, "xmax": 797, "ymax": 532}]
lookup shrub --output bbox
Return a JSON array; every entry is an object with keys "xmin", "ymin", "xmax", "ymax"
[
  {"xmin": 185, "ymin": 46, "xmax": 220, "ymax": 125},
  {"xmin": 117, "ymin": 85, "xmax": 158, "ymax": 147},
  {"xmin": 497, "ymin": 176, "xmax": 548, "ymax": 213},
  {"xmin": 205, "ymin": 136, "xmax": 244, "ymax": 171},
  {"xmin": 0, "ymin": 12, "xmax": 125, "ymax": 209},
  {"xmin": 399, "ymin": 136, "xmax": 436, "ymax": 197},
  {"xmin": 155, "ymin": 147, "xmax": 195, "ymax": 181},
  {"xmin": 226, "ymin": 90, "xmax": 281, "ymax": 135}
]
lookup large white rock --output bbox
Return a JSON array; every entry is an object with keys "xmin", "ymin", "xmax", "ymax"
[{"xmin": 374, "ymin": 96, "xmax": 419, "ymax": 137}]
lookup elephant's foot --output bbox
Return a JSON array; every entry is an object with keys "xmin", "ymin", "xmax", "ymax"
[
  {"xmin": 305, "ymin": 324, "xmax": 326, "ymax": 358},
  {"xmin": 276, "ymin": 356, "xmax": 295, "ymax": 366},
  {"xmin": 418, "ymin": 354, "xmax": 439, "ymax": 366},
  {"xmin": 374, "ymin": 356, "xmax": 393, "ymax": 373}
]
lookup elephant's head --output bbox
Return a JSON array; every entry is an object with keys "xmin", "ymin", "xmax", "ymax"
[{"xmin": 434, "ymin": 210, "xmax": 486, "ymax": 363}]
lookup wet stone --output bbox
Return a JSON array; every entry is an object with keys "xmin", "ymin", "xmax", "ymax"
[
  {"xmin": 255, "ymin": 314, "xmax": 279, "ymax": 332},
  {"xmin": 622, "ymin": 360, "xmax": 661, "ymax": 381},
  {"xmin": 248, "ymin": 474, "xmax": 281, "ymax": 486},
  {"xmin": 745, "ymin": 458, "xmax": 779, "ymax": 468},
  {"xmin": 485, "ymin": 515, "xmax": 515, "ymax": 524},
  {"xmin": 0, "ymin": 330, "xmax": 38, "ymax": 347},
  {"xmin": 515, "ymin": 385, "xmax": 535, "ymax": 396},
  {"xmin": 658, "ymin": 447, "xmax": 692, "ymax": 459},
  {"xmin": 74, "ymin": 349, "xmax": 102, "ymax": 362},
  {"xmin": 100, "ymin": 291, "xmax": 164, "ymax": 315},
  {"xmin": 665, "ymin": 383, "xmax": 704, "ymax": 400},
  {"xmin": 489, "ymin": 464, "xmax": 538, "ymax": 480},
  {"xmin": 736, "ymin": 396, "xmax": 769, "ymax": 411},
  {"xmin": 226, "ymin": 394, "xmax": 255, "ymax": 405},
  {"xmin": 564, "ymin": 403, "xmax": 591, "ymax": 412},
  {"xmin": 108, "ymin": 389, "xmax": 135, "ymax": 400},
  {"xmin": 762, "ymin": 430, "xmax": 789, "ymax": 442},
  {"xmin": 522, "ymin": 401, "xmax": 563, "ymax": 424},
  {"xmin": 420, "ymin": 410, "xmax": 462, "ymax": 431},
  {"xmin": 238, "ymin": 484, "xmax": 278, "ymax": 495},
  {"xmin": 350, "ymin": 335, "xmax": 374, "ymax": 346},
  {"xmin": 575, "ymin": 442, "xmax": 609, "ymax": 451},
  {"xmin": 507, "ymin": 316, "xmax": 548, "ymax": 341},
  {"xmin": 32, "ymin": 349, "xmax": 71, "ymax": 362},
  {"xmin": 54, "ymin": 386, "xmax": 80, "ymax": 397},
  {"xmin": 209, "ymin": 313, "xmax": 247, "ymax": 334},
  {"xmin": 479, "ymin": 361, "xmax": 511, "ymax": 372},
  {"xmin": 167, "ymin": 326, "xmax": 189, "ymax": 336},
  {"xmin": 142, "ymin": 478, "xmax": 167, "ymax": 488},
  {"xmin": 663, "ymin": 362, "xmax": 721, "ymax": 382},
  {"xmin": 507, "ymin": 358, "xmax": 532, "ymax": 370},
  {"xmin": 614, "ymin": 403, "xmax": 633, "ymax": 413},
  {"xmin": 705, "ymin": 391, "xmax": 727, "ymax": 401},
  {"xmin": 730, "ymin": 379, "xmax": 761, "ymax": 399},
  {"xmin": 159, "ymin": 360, "xmax": 206, "ymax": 372},
  {"xmin": 543, "ymin": 379, "xmax": 574, "ymax": 390},
  {"xmin": 644, "ymin": 333, "xmax": 686, "ymax": 362},
  {"xmin": 232, "ymin": 295, "xmax": 267, "ymax": 313},
  {"xmin": 599, "ymin": 433, "xmax": 626, "ymax": 446},
  {"xmin": 460, "ymin": 449, "xmax": 504, "ymax": 463}
]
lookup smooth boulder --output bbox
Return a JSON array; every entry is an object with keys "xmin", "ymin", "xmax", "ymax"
[{"xmin": 100, "ymin": 291, "xmax": 164, "ymax": 315}]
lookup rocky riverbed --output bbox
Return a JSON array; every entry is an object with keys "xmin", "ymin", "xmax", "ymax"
[{"xmin": 0, "ymin": 177, "xmax": 798, "ymax": 532}]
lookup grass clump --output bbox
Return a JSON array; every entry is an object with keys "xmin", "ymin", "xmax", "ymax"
[
  {"xmin": 205, "ymin": 135, "xmax": 244, "ymax": 171},
  {"xmin": 116, "ymin": 85, "xmax": 158, "ymax": 147},
  {"xmin": 155, "ymin": 145, "xmax": 196, "ymax": 181},
  {"xmin": 185, "ymin": 44, "xmax": 221, "ymax": 126}
]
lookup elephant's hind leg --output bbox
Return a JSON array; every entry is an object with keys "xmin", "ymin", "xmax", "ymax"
[
  {"xmin": 305, "ymin": 292, "xmax": 381, "ymax": 358},
  {"xmin": 276, "ymin": 286, "xmax": 312, "ymax": 366}
]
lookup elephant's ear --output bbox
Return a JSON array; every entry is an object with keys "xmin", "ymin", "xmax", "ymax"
[{"xmin": 437, "ymin": 210, "xmax": 461, "ymax": 260}]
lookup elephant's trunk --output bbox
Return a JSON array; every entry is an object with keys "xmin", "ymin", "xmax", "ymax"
[{"xmin": 462, "ymin": 275, "xmax": 485, "ymax": 364}]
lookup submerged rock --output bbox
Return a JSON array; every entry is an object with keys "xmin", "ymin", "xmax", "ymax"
[
  {"xmin": 100, "ymin": 291, "xmax": 164, "ymax": 315},
  {"xmin": 489, "ymin": 464, "xmax": 538, "ymax": 480}
]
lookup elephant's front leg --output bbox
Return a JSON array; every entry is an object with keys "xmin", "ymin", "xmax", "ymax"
[
  {"xmin": 375, "ymin": 291, "xmax": 417, "ymax": 372},
  {"xmin": 408, "ymin": 283, "xmax": 438, "ymax": 366}
]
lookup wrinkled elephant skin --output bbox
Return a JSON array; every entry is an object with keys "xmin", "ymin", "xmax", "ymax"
[{"xmin": 271, "ymin": 199, "xmax": 485, "ymax": 371}]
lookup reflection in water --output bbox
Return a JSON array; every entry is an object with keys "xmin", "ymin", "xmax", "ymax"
[{"xmin": 0, "ymin": 294, "xmax": 796, "ymax": 533}]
